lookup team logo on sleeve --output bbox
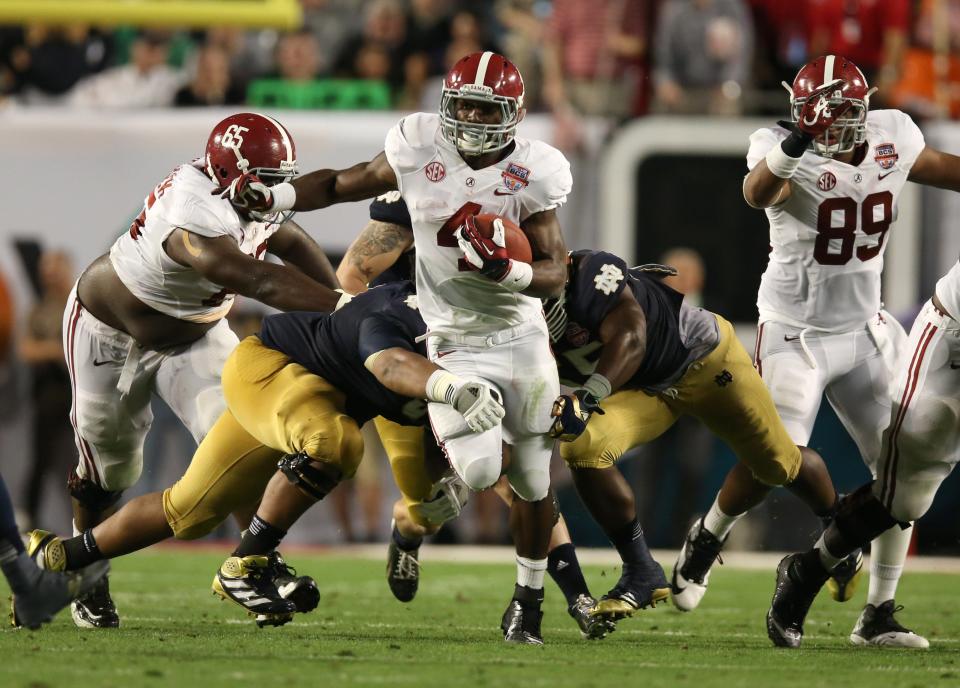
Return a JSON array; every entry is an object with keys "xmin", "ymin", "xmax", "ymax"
[
  {"xmin": 500, "ymin": 163, "xmax": 530, "ymax": 193},
  {"xmin": 425, "ymin": 161, "xmax": 446, "ymax": 182},
  {"xmin": 817, "ymin": 171, "xmax": 837, "ymax": 191},
  {"xmin": 594, "ymin": 264, "xmax": 625, "ymax": 295},
  {"xmin": 875, "ymin": 143, "xmax": 898, "ymax": 170}
]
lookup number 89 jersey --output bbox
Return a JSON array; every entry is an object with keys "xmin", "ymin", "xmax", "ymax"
[
  {"xmin": 746, "ymin": 109, "xmax": 925, "ymax": 332},
  {"xmin": 384, "ymin": 113, "xmax": 572, "ymax": 334}
]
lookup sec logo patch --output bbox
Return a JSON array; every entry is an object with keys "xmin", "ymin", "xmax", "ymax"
[
  {"xmin": 425, "ymin": 161, "xmax": 445, "ymax": 182},
  {"xmin": 817, "ymin": 171, "xmax": 836, "ymax": 191}
]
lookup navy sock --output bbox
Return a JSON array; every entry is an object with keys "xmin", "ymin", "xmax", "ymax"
[
  {"xmin": 0, "ymin": 475, "xmax": 24, "ymax": 556},
  {"xmin": 234, "ymin": 515, "xmax": 287, "ymax": 557},
  {"xmin": 62, "ymin": 530, "xmax": 103, "ymax": 570},
  {"xmin": 610, "ymin": 518, "xmax": 657, "ymax": 570},
  {"xmin": 547, "ymin": 543, "xmax": 590, "ymax": 607},
  {"xmin": 392, "ymin": 523, "xmax": 422, "ymax": 552}
]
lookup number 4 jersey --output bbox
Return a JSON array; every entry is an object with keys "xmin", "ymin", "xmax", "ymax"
[
  {"xmin": 746, "ymin": 109, "xmax": 925, "ymax": 331},
  {"xmin": 384, "ymin": 112, "xmax": 572, "ymax": 334}
]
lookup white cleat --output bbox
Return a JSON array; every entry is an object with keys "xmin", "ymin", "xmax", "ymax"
[
  {"xmin": 850, "ymin": 601, "xmax": 930, "ymax": 649},
  {"xmin": 670, "ymin": 519, "xmax": 725, "ymax": 612}
]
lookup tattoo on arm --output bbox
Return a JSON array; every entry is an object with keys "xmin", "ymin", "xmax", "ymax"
[{"xmin": 349, "ymin": 221, "xmax": 408, "ymax": 278}]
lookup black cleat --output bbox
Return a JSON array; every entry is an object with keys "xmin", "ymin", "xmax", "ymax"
[
  {"xmin": 71, "ymin": 575, "xmax": 120, "ymax": 628},
  {"xmin": 850, "ymin": 600, "xmax": 930, "ymax": 648},
  {"xmin": 386, "ymin": 541, "xmax": 420, "ymax": 603},
  {"xmin": 501, "ymin": 599, "xmax": 544, "ymax": 645},
  {"xmin": 671, "ymin": 519, "xmax": 726, "ymax": 611},
  {"xmin": 594, "ymin": 562, "xmax": 670, "ymax": 620},
  {"xmin": 766, "ymin": 553, "xmax": 829, "ymax": 648},
  {"xmin": 269, "ymin": 552, "xmax": 319, "ymax": 614},
  {"xmin": 11, "ymin": 560, "xmax": 109, "ymax": 629},
  {"xmin": 213, "ymin": 555, "xmax": 296, "ymax": 628},
  {"xmin": 568, "ymin": 594, "xmax": 615, "ymax": 639}
]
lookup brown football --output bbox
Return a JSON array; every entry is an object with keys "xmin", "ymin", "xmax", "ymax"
[{"xmin": 473, "ymin": 213, "xmax": 533, "ymax": 264}]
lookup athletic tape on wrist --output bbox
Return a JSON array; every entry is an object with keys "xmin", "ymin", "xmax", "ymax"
[
  {"xmin": 764, "ymin": 143, "xmax": 802, "ymax": 179},
  {"xmin": 426, "ymin": 369, "xmax": 463, "ymax": 404},
  {"xmin": 270, "ymin": 182, "xmax": 297, "ymax": 211},
  {"xmin": 498, "ymin": 260, "xmax": 533, "ymax": 292},
  {"xmin": 582, "ymin": 373, "xmax": 612, "ymax": 401}
]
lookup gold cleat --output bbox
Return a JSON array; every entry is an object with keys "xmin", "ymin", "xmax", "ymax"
[
  {"xmin": 27, "ymin": 530, "xmax": 66, "ymax": 572},
  {"xmin": 592, "ymin": 586, "xmax": 671, "ymax": 620},
  {"xmin": 827, "ymin": 550, "xmax": 863, "ymax": 602},
  {"xmin": 211, "ymin": 555, "xmax": 296, "ymax": 628}
]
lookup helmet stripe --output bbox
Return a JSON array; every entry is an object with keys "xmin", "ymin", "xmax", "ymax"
[
  {"xmin": 474, "ymin": 51, "xmax": 494, "ymax": 87},
  {"xmin": 823, "ymin": 54, "xmax": 835, "ymax": 84},
  {"xmin": 258, "ymin": 112, "xmax": 294, "ymax": 163}
]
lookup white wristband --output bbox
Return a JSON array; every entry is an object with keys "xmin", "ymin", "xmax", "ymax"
[
  {"xmin": 270, "ymin": 181, "xmax": 297, "ymax": 211},
  {"xmin": 764, "ymin": 143, "xmax": 802, "ymax": 179},
  {"xmin": 498, "ymin": 260, "xmax": 533, "ymax": 292},
  {"xmin": 581, "ymin": 373, "xmax": 612, "ymax": 401},
  {"xmin": 426, "ymin": 369, "xmax": 463, "ymax": 404}
]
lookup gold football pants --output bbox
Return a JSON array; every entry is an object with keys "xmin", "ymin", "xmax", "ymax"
[
  {"xmin": 560, "ymin": 315, "xmax": 801, "ymax": 486},
  {"xmin": 162, "ymin": 336, "xmax": 364, "ymax": 539}
]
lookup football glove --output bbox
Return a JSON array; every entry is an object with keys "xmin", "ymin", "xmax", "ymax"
[
  {"xmin": 549, "ymin": 389, "xmax": 605, "ymax": 442},
  {"xmin": 778, "ymin": 78, "xmax": 853, "ymax": 140},
  {"xmin": 458, "ymin": 215, "xmax": 511, "ymax": 281},
  {"xmin": 417, "ymin": 473, "xmax": 471, "ymax": 525},
  {"xmin": 224, "ymin": 172, "xmax": 275, "ymax": 213},
  {"xmin": 452, "ymin": 381, "xmax": 505, "ymax": 433}
]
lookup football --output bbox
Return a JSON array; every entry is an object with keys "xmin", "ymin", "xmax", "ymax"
[{"xmin": 473, "ymin": 213, "xmax": 533, "ymax": 264}]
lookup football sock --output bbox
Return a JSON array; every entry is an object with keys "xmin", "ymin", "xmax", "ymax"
[
  {"xmin": 702, "ymin": 498, "xmax": 740, "ymax": 541},
  {"xmin": 813, "ymin": 531, "xmax": 845, "ymax": 570},
  {"xmin": 547, "ymin": 543, "xmax": 590, "ymax": 607},
  {"xmin": 513, "ymin": 583, "xmax": 544, "ymax": 608},
  {"xmin": 516, "ymin": 556, "xmax": 547, "ymax": 591},
  {"xmin": 0, "ymin": 551, "xmax": 42, "ymax": 596},
  {"xmin": 233, "ymin": 515, "xmax": 287, "ymax": 557},
  {"xmin": 62, "ymin": 530, "xmax": 103, "ymax": 570},
  {"xmin": 392, "ymin": 521, "xmax": 422, "ymax": 552},
  {"xmin": 610, "ymin": 518, "xmax": 658, "ymax": 570},
  {"xmin": 867, "ymin": 523, "xmax": 911, "ymax": 606}
]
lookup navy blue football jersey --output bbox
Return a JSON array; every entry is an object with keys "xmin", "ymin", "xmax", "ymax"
[
  {"xmin": 368, "ymin": 192, "xmax": 415, "ymax": 288},
  {"xmin": 259, "ymin": 281, "xmax": 428, "ymax": 426},
  {"xmin": 554, "ymin": 250, "xmax": 690, "ymax": 390}
]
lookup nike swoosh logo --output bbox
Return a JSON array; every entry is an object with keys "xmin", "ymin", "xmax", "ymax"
[
  {"xmin": 878, "ymin": 170, "xmax": 895, "ymax": 180},
  {"xmin": 784, "ymin": 335, "xmax": 801, "ymax": 342},
  {"xmin": 92, "ymin": 359, "xmax": 111, "ymax": 367},
  {"xmin": 436, "ymin": 350, "xmax": 455, "ymax": 359},
  {"xmin": 950, "ymin": 362, "xmax": 960, "ymax": 370},
  {"xmin": 493, "ymin": 189, "xmax": 515, "ymax": 196}
]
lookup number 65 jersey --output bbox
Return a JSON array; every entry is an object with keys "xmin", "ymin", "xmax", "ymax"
[
  {"xmin": 384, "ymin": 112, "xmax": 572, "ymax": 334},
  {"xmin": 746, "ymin": 109, "xmax": 925, "ymax": 332}
]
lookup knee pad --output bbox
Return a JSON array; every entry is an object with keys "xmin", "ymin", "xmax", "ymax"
[
  {"xmin": 278, "ymin": 452, "xmax": 342, "ymax": 502},
  {"xmin": 67, "ymin": 469, "xmax": 122, "ymax": 511},
  {"xmin": 458, "ymin": 456, "xmax": 501, "ymax": 493},
  {"xmin": 826, "ymin": 482, "xmax": 905, "ymax": 555},
  {"xmin": 508, "ymin": 467, "xmax": 551, "ymax": 503}
]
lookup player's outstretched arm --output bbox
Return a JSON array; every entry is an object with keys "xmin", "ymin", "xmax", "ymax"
[
  {"xmin": 519, "ymin": 208, "xmax": 569, "ymax": 298},
  {"xmin": 228, "ymin": 153, "xmax": 398, "ymax": 215},
  {"xmin": 267, "ymin": 220, "xmax": 340, "ymax": 290},
  {"xmin": 907, "ymin": 146, "xmax": 960, "ymax": 191},
  {"xmin": 337, "ymin": 220, "xmax": 414, "ymax": 294},
  {"xmin": 743, "ymin": 160, "xmax": 794, "ymax": 209},
  {"xmin": 165, "ymin": 229, "xmax": 342, "ymax": 312},
  {"xmin": 365, "ymin": 348, "xmax": 504, "ymax": 434},
  {"xmin": 593, "ymin": 287, "xmax": 648, "ymax": 392}
]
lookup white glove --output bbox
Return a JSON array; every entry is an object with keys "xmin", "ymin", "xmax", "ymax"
[
  {"xmin": 417, "ymin": 473, "xmax": 471, "ymax": 525},
  {"xmin": 451, "ymin": 381, "xmax": 505, "ymax": 433}
]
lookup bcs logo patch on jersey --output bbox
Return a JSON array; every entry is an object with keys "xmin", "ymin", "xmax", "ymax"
[
  {"xmin": 501, "ymin": 163, "xmax": 530, "ymax": 192},
  {"xmin": 875, "ymin": 143, "xmax": 898, "ymax": 170},
  {"xmin": 425, "ymin": 161, "xmax": 445, "ymax": 182},
  {"xmin": 817, "ymin": 171, "xmax": 837, "ymax": 191}
]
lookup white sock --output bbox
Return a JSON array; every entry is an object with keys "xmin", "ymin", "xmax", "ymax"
[
  {"xmin": 814, "ymin": 532, "xmax": 844, "ymax": 570},
  {"xmin": 867, "ymin": 523, "xmax": 912, "ymax": 606},
  {"xmin": 516, "ymin": 556, "xmax": 547, "ymax": 590},
  {"xmin": 702, "ymin": 497, "xmax": 741, "ymax": 540}
]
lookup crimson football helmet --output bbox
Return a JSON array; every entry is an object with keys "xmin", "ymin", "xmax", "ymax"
[
  {"xmin": 782, "ymin": 55, "xmax": 877, "ymax": 157},
  {"xmin": 440, "ymin": 51, "xmax": 525, "ymax": 155},
  {"xmin": 204, "ymin": 112, "xmax": 298, "ymax": 191}
]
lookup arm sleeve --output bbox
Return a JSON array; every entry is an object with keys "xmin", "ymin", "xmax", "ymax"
[
  {"xmin": 357, "ymin": 314, "xmax": 417, "ymax": 362},
  {"xmin": 369, "ymin": 191, "xmax": 413, "ymax": 229},
  {"xmin": 746, "ymin": 127, "xmax": 787, "ymax": 171},
  {"xmin": 519, "ymin": 144, "xmax": 573, "ymax": 221},
  {"xmin": 568, "ymin": 251, "xmax": 629, "ymax": 335}
]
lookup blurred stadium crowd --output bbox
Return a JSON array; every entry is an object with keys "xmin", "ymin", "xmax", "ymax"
[
  {"xmin": 2, "ymin": 0, "xmax": 960, "ymax": 553},
  {"xmin": 1, "ymin": 0, "xmax": 959, "ymax": 120}
]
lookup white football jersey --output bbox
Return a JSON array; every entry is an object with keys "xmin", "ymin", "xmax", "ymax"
[
  {"xmin": 384, "ymin": 113, "xmax": 572, "ymax": 334},
  {"xmin": 935, "ymin": 260, "xmax": 960, "ymax": 321},
  {"xmin": 746, "ymin": 109, "xmax": 925, "ymax": 331},
  {"xmin": 110, "ymin": 163, "xmax": 279, "ymax": 323}
]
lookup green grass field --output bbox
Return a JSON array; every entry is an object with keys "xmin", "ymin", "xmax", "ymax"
[{"xmin": 0, "ymin": 548, "xmax": 957, "ymax": 688}]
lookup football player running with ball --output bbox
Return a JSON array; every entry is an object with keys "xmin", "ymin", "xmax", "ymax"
[
  {"xmin": 58, "ymin": 113, "xmax": 343, "ymax": 627},
  {"xmin": 677, "ymin": 55, "xmax": 960, "ymax": 648},
  {"xmin": 767, "ymin": 261, "xmax": 960, "ymax": 648},
  {"xmin": 545, "ymin": 250, "xmax": 839, "ymax": 621},
  {"xmin": 228, "ymin": 52, "xmax": 571, "ymax": 644}
]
